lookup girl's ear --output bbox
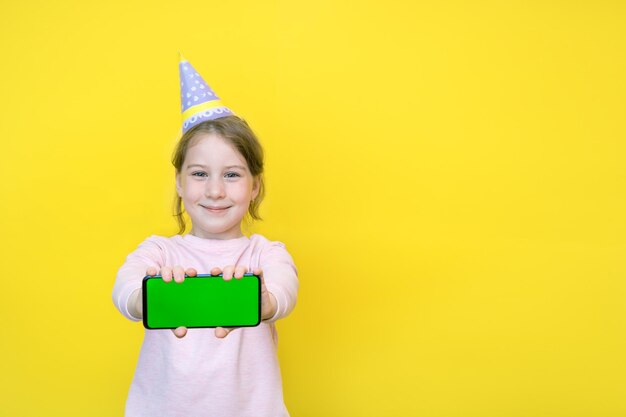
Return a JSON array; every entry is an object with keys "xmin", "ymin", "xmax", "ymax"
[
  {"xmin": 251, "ymin": 176, "xmax": 260, "ymax": 201},
  {"xmin": 175, "ymin": 173, "xmax": 182, "ymax": 197}
]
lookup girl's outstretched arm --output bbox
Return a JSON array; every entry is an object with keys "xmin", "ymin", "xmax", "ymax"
[
  {"xmin": 213, "ymin": 240, "xmax": 299, "ymax": 338},
  {"xmin": 258, "ymin": 241, "xmax": 299, "ymax": 322},
  {"xmin": 112, "ymin": 237, "xmax": 164, "ymax": 321},
  {"xmin": 112, "ymin": 236, "xmax": 196, "ymax": 339}
]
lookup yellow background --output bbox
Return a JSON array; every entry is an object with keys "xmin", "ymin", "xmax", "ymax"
[{"xmin": 1, "ymin": 1, "xmax": 625, "ymax": 416}]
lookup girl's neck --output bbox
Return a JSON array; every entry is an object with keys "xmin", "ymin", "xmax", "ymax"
[{"xmin": 189, "ymin": 227, "xmax": 245, "ymax": 240}]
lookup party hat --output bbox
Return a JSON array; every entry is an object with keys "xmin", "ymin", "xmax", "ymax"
[{"xmin": 179, "ymin": 52, "xmax": 234, "ymax": 133}]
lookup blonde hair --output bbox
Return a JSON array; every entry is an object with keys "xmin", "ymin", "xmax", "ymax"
[{"xmin": 171, "ymin": 116, "xmax": 265, "ymax": 234}]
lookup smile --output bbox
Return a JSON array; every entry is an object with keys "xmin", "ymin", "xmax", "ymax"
[{"xmin": 200, "ymin": 205, "xmax": 231, "ymax": 213}]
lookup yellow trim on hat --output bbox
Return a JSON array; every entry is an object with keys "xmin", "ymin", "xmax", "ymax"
[{"xmin": 182, "ymin": 100, "xmax": 226, "ymax": 120}]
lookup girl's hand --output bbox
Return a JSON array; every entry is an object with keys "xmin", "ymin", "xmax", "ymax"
[
  {"xmin": 210, "ymin": 265, "xmax": 277, "ymax": 339},
  {"xmin": 145, "ymin": 265, "xmax": 197, "ymax": 339}
]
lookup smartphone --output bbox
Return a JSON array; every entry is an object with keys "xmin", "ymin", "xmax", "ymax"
[{"xmin": 142, "ymin": 273, "xmax": 261, "ymax": 329}]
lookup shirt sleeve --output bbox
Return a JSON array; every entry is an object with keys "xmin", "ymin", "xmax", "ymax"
[
  {"xmin": 259, "ymin": 241, "xmax": 299, "ymax": 323},
  {"xmin": 112, "ymin": 236, "xmax": 165, "ymax": 322}
]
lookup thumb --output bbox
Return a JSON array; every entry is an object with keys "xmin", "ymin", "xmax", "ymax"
[
  {"xmin": 215, "ymin": 327, "xmax": 237, "ymax": 339},
  {"xmin": 172, "ymin": 326, "xmax": 188, "ymax": 338}
]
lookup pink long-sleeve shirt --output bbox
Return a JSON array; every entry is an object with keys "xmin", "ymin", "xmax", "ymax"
[{"xmin": 112, "ymin": 233, "xmax": 298, "ymax": 417}]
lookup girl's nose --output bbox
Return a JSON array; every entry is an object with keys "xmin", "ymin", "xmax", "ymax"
[{"xmin": 205, "ymin": 178, "xmax": 226, "ymax": 199}]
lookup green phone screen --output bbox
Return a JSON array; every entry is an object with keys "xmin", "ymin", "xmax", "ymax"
[{"xmin": 142, "ymin": 274, "xmax": 261, "ymax": 329}]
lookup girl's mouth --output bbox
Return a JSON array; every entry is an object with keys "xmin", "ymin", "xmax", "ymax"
[{"xmin": 201, "ymin": 205, "xmax": 230, "ymax": 212}]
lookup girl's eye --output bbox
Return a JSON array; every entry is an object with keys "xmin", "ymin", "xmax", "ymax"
[
  {"xmin": 192, "ymin": 172, "xmax": 207, "ymax": 177},
  {"xmin": 225, "ymin": 172, "xmax": 241, "ymax": 178}
]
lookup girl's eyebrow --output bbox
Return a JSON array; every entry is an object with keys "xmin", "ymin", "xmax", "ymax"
[{"xmin": 186, "ymin": 164, "xmax": 247, "ymax": 170}]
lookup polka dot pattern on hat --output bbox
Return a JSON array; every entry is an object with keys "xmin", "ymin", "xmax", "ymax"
[
  {"xmin": 178, "ymin": 55, "xmax": 234, "ymax": 133},
  {"xmin": 179, "ymin": 61, "xmax": 219, "ymax": 113}
]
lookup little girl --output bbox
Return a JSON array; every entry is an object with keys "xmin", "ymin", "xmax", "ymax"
[{"xmin": 112, "ymin": 54, "xmax": 298, "ymax": 417}]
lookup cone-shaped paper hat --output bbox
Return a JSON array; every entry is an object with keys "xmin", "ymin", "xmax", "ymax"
[{"xmin": 179, "ymin": 53, "xmax": 234, "ymax": 133}]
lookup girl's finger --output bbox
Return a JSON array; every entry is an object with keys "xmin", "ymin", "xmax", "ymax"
[
  {"xmin": 173, "ymin": 265, "xmax": 185, "ymax": 283},
  {"xmin": 210, "ymin": 267, "xmax": 222, "ymax": 276},
  {"xmin": 146, "ymin": 266, "xmax": 158, "ymax": 276},
  {"xmin": 234, "ymin": 265, "xmax": 247, "ymax": 279},
  {"xmin": 162, "ymin": 266, "xmax": 173, "ymax": 283},
  {"xmin": 185, "ymin": 267, "xmax": 198, "ymax": 277},
  {"xmin": 215, "ymin": 326, "xmax": 237, "ymax": 339},
  {"xmin": 172, "ymin": 326, "xmax": 187, "ymax": 338},
  {"xmin": 253, "ymin": 267, "xmax": 264, "ymax": 283},
  {"xmin": 222, "ymin": 265, "xmax": 236, "ymax": 281}
]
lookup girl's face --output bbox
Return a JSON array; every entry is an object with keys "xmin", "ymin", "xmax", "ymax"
[{"xmin": 176, "ymin": 132, "xmax": 260, "ymax": 240}]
